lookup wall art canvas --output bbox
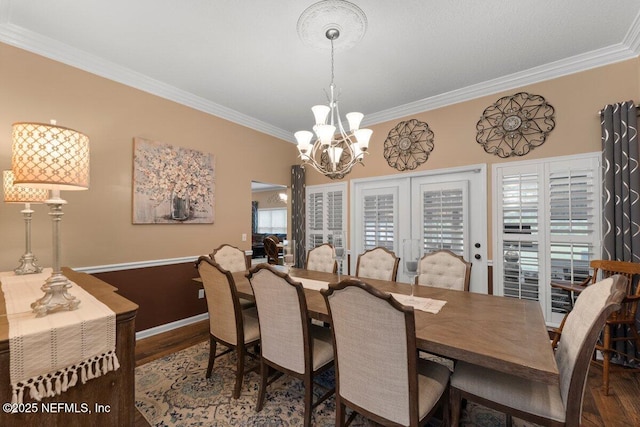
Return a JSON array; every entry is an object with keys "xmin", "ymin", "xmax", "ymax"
[{"xmin": 133, "ymin": 137, "xmax": 215, "ymax": 224}]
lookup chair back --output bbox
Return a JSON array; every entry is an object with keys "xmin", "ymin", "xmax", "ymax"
[
  {"xmin": 322, "ymin": 279, "xmax": 417, "ymax": 426},
  {"xmin": 590, "ymin": 259, "xmax": 640, "ymax": 320},
  {"xmin": 555, "ymin": 274, "xmax": 626, "ymax": 419},
  {"xmin": 248, "ymin": 265, "xmax": 309, "ymax": 374},
  {"xmin": 355, "ymin": 247, "xmax": 400, "ymax": 281},
  {"xmin": 417, "ymin": 249, "xmax": 472, "ymax": 291},
  {"xmin": 211, "ymin": 244, "xmax": 248, "ymax": 272},
  {"xmin": 197, "ymin": 256, "xmax": 244, "ymax": 346},
  {"xmin": 264, "ymin": 235, "xmax": 280, "ymax": 265},
  {"xmin": 306, "ymin": 243, "xmax": 338, "ymax": 273}
]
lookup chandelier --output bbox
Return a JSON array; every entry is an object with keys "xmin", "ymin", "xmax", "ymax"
[{"xmin": 295, "ymin": 26, "xmax": 372, "ymax": 180}]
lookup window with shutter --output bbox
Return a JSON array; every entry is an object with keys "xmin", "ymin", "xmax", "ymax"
[
  {"xmin": 493, "ymin": 153, "xmax": 601, "ymax": 324},
  {"xmin": 305, "ymin": 183, "xmax": 347, "ymax": 251},
  {"xmin": 422, "ymin": 184, "xmax": 466, "ymax": 255},
  {"xmin": 363, "ymin": 193, "xmax": 395, "ymax": 251}
]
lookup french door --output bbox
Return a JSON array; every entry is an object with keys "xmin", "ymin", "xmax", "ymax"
[{"xmin": 351, "ymin": 166, "xmax": 488, "ymax": 292}]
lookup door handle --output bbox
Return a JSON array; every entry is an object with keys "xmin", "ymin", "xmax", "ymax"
[{"xmin": 474, "ymin": 254, "xmax": 481, "ymax": 260}]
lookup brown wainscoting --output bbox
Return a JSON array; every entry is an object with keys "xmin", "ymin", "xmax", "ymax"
[{"xmin": 93, "ymin": 262, "xmax": 206, "ymax": 332}]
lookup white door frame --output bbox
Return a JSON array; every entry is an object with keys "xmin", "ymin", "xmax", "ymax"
[{"xmin": 350, "ymin": 164, "xmax": 488, "ymax": 293}]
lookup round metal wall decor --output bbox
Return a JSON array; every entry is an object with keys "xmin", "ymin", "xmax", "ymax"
[
  {"xmin": 476, "ymin": 92, "xmax": 555, "ymax": 158},
  {"xmin": 383, "ymin": 119, "xmax": 434, "ymax": 171}
]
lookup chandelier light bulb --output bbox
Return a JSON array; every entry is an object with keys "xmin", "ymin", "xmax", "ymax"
[
  {"xmin": 315, "ymin": 124, "xmax": 336, "ymax": 146},
  {"xmin": 346, "ymin": 112, "xmax": 364, "ymax": 131},
  {"xmin": 312, "ymin": 105, "xmax": 331, "ymax": 125},
  {"xmin": 354, "ymin": 128, "xmax": 373, "ymax": 151}
]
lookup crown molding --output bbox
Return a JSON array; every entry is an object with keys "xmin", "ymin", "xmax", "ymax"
[
  {"xmin": 364, "ymin": 43, "xmax": 637, "ymax": 127},
  {"xmin": 1, "ymin": 6, "xmax": 639, "ymax": 142},
  {"xmin": 0, "ymin": 21, "xmax": 293, "ymax": 142}
]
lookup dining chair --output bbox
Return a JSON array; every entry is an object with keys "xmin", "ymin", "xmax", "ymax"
[
  {"xmin": 306, "ymin": 243, "xmax": 338, "ymax": 273},
  {"xmin": 263, "ymin": 235, "xmax": 281, "ymax": 265},
  {"xmin": 550, "ymin": 259, "xmax": 640, "ymax": 395},
  {"xmin": 450, "ymin": 274, "xmax": 627, "ymax": 427},
  {"xmin": 247, "ymin": 265, "xmax": 334, "ymax": 427},
  {"xmin": 196, "ymin": 256, "xmax": 260, "ymax": 399},
  {"xmin": 355, "ymin": 247, "xmax": 400, "ymax": 281},
  {"xmin": 211, "ymin": 243, "xmax": 249, "ymax": 272},
  {"xmin": 415, "ymin": 249, "xmax": 472, "ymax": 292},
  {"xmin": 322, "ymin": 279, "xmax": 450, "ymax": 427},
  {"xmin": 209, "ymin": 245, "xmax": 255, "ymax": 309}
]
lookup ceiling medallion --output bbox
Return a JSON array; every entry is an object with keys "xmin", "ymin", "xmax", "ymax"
[
  {"xmin": 297, "ymin": 0, "xmax": 367, "ymax": 51},
  {"xmin": 476, "ymin": 92, "xmax": 555, "ymax": 158},
  {"xmin": 384, "ymin": 119, "xmax": 434, "ymax": 171}
]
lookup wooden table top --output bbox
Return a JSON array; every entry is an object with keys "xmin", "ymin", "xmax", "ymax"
[{"xmin": 233, "ymin": 267, "xmax": 559, "ymax": 385}]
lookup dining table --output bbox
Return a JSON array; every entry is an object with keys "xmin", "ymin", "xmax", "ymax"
[{"xmin": 232, "ymin": 266, "xmax": 559, "ymax": 385}]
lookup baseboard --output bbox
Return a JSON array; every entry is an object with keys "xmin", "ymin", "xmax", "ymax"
[{"xmin": 135, "ymin": 313, "xmax": 208, "ymax": 341}]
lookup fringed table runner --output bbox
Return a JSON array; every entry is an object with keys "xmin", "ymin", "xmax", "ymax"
[
  {"xmin": 290, "ymin": 276, "xmax": 329, "ymax": 291},
  {"xmin": 0, "ymin": 269, "xmax": 119, "ymax": 404}
]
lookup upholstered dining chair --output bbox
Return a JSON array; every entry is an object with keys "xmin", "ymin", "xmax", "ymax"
[
  {"xmin": 416, "ymin": 249, "xmax": 472, "ymax": 292},
  {"xmin": 355, "ymin": 247, "xmax": 400, "ymax": 281},
  {"xmin": 322, "ymin": 279, "xmax": 450, "ymax": 427},
  {"xmin": 247, "ymin": 265, "xmax": 334, "ymax": 427},
  {"xmin": 450, "ymin": 274, "xmax": 627, "ymax": 427},
  {"xmin": 306, "ymin": 243, "xmax": 338, "ymax": 273},
  {"xmin": 196, "ymin": 256, "xmax": 260, "ymax": 399},
  {"xmin": 210, "ymin": 243, "xmax": 255, "ymax": 308},
  {"xmin": 211, "ymin": 243, "xmax": 249, "ymax": 272},
  {"xmin": 263, "ymin": 235, "xmax": 280, "ymax": 265}
]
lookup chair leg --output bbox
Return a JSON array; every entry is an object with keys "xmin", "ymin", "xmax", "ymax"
[
  {"xmin": 256, "ymin": 360, "xmax": 268, "ymax": 412},
  {"xmin": 304, "ymin": 374, "xmax": 313, "ymax": 427},
  {"xmin": 506, "ymin": 413, "xmax": 513, "ymax": 427},
  {"xmin": 449, "ymin": 387, "xmax": 461, "ymax": 427},
  {"xmin": 335, "ymin": 397, "xmax": 345, "ymax": 427},
  {"xmin": 603, "ymin": 323, "xmax": 612, "ymax": 395},
  {"xmin": 206, "ymin": 335, "xmax": 217, "ymax": 379},
  {"xmin": 233, "ymin": 344, "xmax": 245, "ymax": 399}
]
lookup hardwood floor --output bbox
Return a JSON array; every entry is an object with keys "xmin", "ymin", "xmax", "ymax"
[{"xmin": 134, "ymin": 320, "xmax": 639, "ymax": 426}]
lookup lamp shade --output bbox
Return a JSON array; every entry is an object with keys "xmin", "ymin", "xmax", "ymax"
[
  {"xmin": 3, "ymin": 170, "xmax": 49, "ymax": 203},
  {"xmin": 12, "ymin": 122, "xmax": 90, "ymax": 190}
]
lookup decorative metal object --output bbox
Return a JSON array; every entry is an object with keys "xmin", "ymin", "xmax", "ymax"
[
  {"xmin": 383, "ymin": 119, "xmax": 435, "ymax": 171},
  {"xmin": 476, "ymin": 92, "xmax": 555, "ymax": 157}
]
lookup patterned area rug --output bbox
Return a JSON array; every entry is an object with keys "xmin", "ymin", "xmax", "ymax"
[{"xmin": 135, "ymin": 341, "xmax": 540, "ymax": 426}]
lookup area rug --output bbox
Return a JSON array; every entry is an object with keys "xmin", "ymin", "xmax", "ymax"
[{"xmin": 135, "ymin": 341, "xmax": 540, "ymax": 426}]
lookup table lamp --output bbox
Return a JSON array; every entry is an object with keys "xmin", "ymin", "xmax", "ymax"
[
  {"xmin": 11, "ymin": 121, "xmax": 90, "ymax": 317},
  {"xmin": 2, "ymin": 170, "xmax": 49, "ymax": 274}
]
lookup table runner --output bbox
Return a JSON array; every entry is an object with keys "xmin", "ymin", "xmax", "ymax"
[
  {"xmin": 1, "ymin": 269, "xmax": 119, "ymax": 404},
  {"xmin": 290, "ymin": 275, "xmax": 446, "ymax": 313}
]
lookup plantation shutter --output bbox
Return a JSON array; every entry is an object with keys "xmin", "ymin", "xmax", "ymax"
[
  {"xmin": 363, "ymin": 193, "xmax": 395, "ymax": 251},
  {"xmin": 421, "ymin": 182, "xmax": 467, "ymax": 256},
  {"xmin": 305, "ymin": 183, "xmax": 346, "ymax": 250}
]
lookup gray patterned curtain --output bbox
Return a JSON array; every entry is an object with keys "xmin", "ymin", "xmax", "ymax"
[
  {"xmin": 291, "ymin": 165, "xmax": 306, "ymax": 268},
  {"xmin": 600, "ymin": 100, "xmax": 640, "ymax": 361}
]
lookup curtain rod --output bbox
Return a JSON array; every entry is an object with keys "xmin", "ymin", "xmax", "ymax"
[{"xmin": 596, "ymin": 104, "xmax": 640, "ymax": 115}]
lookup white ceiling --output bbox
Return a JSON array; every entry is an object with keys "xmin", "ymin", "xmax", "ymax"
[{"xmin": 1, "ymin": 0, "xmax": 640, "ymax": 143}]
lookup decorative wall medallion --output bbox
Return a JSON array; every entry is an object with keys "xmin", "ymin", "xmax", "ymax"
[
  {"xmin": 476, "ymin": 92, "xmax": 555, "ymax": 157},
  {"xmin": 383, "ymin": 119, "xmax": 434, "ymax": 171}
]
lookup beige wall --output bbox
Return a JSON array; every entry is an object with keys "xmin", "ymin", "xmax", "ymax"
[
  {"xmin": 0, "ymin": 43, "xmax": 298, "ymax": 272},
  {"xmin": 305, "ymin": 58, "xmax": 640, "ymax": 253},
  {"xmin": 1, "ymin": 41, "xmax": 639, "ymax": 272}
]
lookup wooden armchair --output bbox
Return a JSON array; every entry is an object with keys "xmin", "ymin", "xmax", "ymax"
[
  {"xmin": 551, "ymin": 259, "xmax": 640, "ymax": 395},
  {"xmin": 263, "ymin": 235, "xmax": 281, "ymax": 265},
  {"xmin": 355, "ymin": 247, "xmax": 400, "ymax": 281}
]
